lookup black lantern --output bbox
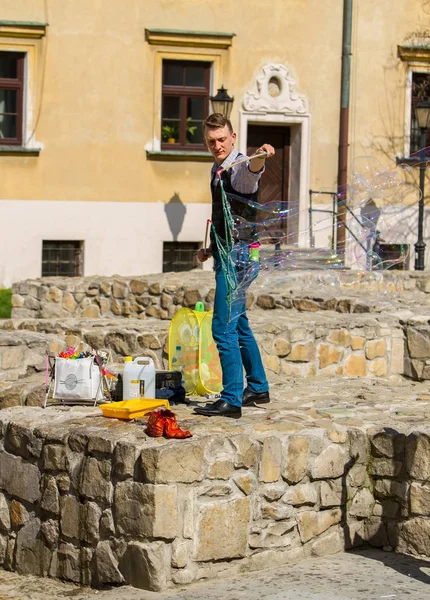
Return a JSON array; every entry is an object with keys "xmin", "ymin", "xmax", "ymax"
[
  {"xmin": 414, "ymin": 100, "xmax": 430, "ymax": 270},
  {"xmin": 210, "ymin": 86, "xmax": 234, "ymax": 118}
]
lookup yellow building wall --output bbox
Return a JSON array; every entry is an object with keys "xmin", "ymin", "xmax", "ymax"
[{"xmin": 0, "ymin": 0, "xmax": 428, "ymax": 205}]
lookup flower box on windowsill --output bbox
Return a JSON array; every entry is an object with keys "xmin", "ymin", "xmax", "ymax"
[{"xmin": 146, "ymin": 149, "xmax": 213, "ymax": 162}]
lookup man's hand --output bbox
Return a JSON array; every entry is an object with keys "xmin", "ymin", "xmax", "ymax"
[
  {"xmin": 197, "ymin": 248, "xmax": 212, "ymax": 262},
  {"xmin": 249, "ymin": 143, "xmax": 275, "ymax": 172}
]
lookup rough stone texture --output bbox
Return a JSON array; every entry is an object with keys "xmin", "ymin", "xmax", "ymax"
[
  {"xmin": 2, "ymin": 269, "xmax": 430, "ymax": 590},
  {"xmin": 114, "ymin": 482, "xmax": 177, "ymax": 539},
  {"xmin": 194, "ymin": 497, "xmax": 251, "ymax": 561}
]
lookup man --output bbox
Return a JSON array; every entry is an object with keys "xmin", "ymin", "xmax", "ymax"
[{"xmin": 194, "ymin": 113, "xmax": 275, "ymax": 418}]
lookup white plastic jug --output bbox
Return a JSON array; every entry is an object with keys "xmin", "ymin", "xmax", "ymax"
[{"xmin": 122, "ymin": 356, "xmax": 156, "ymax": 400}]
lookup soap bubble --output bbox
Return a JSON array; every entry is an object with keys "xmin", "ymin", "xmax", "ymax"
[{"xmin": 212, "ymin": 155, "xmax": 423, "ymax": 321}]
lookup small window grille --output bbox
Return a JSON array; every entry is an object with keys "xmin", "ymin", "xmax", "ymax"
[
  {"xmin": 42, "ymin": 241, "xmax": 84, "ymax": 277},
  {"xmin": 163, "ymin": 242, "xmax": 201, "ymax": 272}
]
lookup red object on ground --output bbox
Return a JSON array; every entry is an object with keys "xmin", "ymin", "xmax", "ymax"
[{"xmin": 146, "ymin": 409, "xmax": 192, "ymax": 439}]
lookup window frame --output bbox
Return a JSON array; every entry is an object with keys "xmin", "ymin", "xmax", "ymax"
[
  {"xmin": 0, "ymin": 51, "xmax": 25, "ymax": 146},
  {"xmin": 41, "ymin": 240, "xmax": 84, "ymax": 277},
  {"xmin": 409, "ymin": 70, "xmax": 430, "ymax": 156},
  {"xmin": 161, "ymin": 59, "xmax": 211, "ymax": 151}
]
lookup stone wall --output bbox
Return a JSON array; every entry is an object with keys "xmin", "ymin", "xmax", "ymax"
[
  {"xmin": 0, "ymin": 407, "xmax": 428, "ymax": 590},
  {"xmin": 10, "ymin": 271, "xmax": 430, "ymax": 321},
  {"xmin": 0, "ymin": 312, "xmax": 405, "ymax": 394}
]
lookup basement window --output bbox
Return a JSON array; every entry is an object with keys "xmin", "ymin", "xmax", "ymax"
[
  {"xmin": 42, "ymin": 241, "xmax": 84, "ymax": 277},
  {"xmin": 163, "ymin": 241, "xmax": 201, "ymax": 272}
]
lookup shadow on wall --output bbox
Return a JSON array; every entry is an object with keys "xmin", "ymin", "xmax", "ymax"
[
  {"xmin": 343, "ymin": 427, "xmax": 430, "ymax": 586},
  {"xmin": 164, "ymin": 193, "xmax": 187, "ymax": 241}
]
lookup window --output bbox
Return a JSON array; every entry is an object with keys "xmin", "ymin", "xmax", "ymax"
[
  {"xmin": 42, "ymin": 241, "xmax": 84, "ymax": 277},
  {"xmin": 0, "ymin": 52, "xmax": 25, "ymax": 146},
  {"xmin": 410, "ymin": 72, "xmax": 430, "ymax": 154},
  {"xmin": 161, "ymin": 60, "xmax": 210, "ymax": 150},
  {"xmin": 163, "ymin": 242, "xmax": 201, "ymax": 272}
]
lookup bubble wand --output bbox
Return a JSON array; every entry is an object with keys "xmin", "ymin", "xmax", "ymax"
[
  {"xmin": 216, "ymin": 151, "xmax": 267, "ymax": 178},
  {"xmin": 203, "ymin": 219, "xmax": 211, "ymax": 256}
]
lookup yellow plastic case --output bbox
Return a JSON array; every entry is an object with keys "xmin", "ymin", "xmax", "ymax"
[{"xmin": 99, "ymin": 399, "xmax": 171, "ymax": 420}]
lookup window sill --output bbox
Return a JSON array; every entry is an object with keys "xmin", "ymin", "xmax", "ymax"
[
  {"xmin": 146, "ymin": 150, "xmax": 213, "ymax": 162},
  {"xmin": 0, "ymin": 146, "xmax": 41, "ymax": 156}
]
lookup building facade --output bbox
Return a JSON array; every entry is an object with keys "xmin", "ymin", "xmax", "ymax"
[{"xmin": 1, "ymin": 0, "xmax": 429, "ymax": 286}]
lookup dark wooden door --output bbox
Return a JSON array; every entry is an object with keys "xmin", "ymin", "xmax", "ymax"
[{"xmin": 247, "ymin": 125, "xmax": 290, "ymax": 243}]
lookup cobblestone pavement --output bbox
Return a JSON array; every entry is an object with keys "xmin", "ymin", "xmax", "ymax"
[
  {"xmin": 0, "ymin": 549, "xmax": 429, "ymax": 600},
  {"xmin": 178, "ymin": 374, "xmax": 430, "ymax": 436}
]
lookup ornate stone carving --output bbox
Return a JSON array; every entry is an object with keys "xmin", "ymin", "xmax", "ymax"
[{"xmin": 243, "ymin": 64, "xmax": 308, "ymax": 115}]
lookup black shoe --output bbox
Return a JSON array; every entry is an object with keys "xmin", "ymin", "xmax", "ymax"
[
  {"xmin": 242, "ymin": 388, "xmax": 270, "ymax": 407},
  {"xmin": 193, "ymin": 399, "xmax": 241, "ymax": 418}
]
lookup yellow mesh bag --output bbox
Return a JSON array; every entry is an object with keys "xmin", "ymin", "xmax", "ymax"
[{"xmin": 168, "ymin": 304, "xmax": 222, "ymax": 396}]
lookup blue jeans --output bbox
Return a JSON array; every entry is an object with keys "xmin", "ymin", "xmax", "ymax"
[{"xmin": 212, "ymin": 242, "xmax": 269, "ymax": 407}]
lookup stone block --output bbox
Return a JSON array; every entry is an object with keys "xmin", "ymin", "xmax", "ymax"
[
  {"xmin": 15, "ymin": 518, "xmax": 46, "ymax": 576},
  {"xmin": 61, "ymin": 495, "xmax": 82, "ymax": 540},
  {"xmin": 0, "ymin": 534, "xmax": 7, "ymax": 565},
  {"xmin": 40, "ymin": 476, "xmax": 60, "ymax": 515},
  {"xmin": 0, "ymin": 493, "xmax": 11, "ymax": 531},
  {"xmin": 310, "ymin": 528, "xmax": 343, "ymax": 557},
  {"xmin": 41, "ymin": 519, "xmax": 59, "ymax": 549},
  {"xmin": 297, "ymin": 509, "xmax": 342, "ymax": 543},
  {"xmin": 115, "ymin": 482, "xmax": 177, "ymax": 540},
  {"xmin": 370, "ymin": 458, "xmax": 402, "ymax": 477},
  {"xmin": 57, "ymin": 542, "xmax": 92, "ymax": 585},
  {"xmin": 62, "ymin": 292, "xmax": 77, "ymax": 313},
  {"xmin": 405, "ymin": 432, "xmax": 430, "ymax": 480},
  {"xmin": 282, "ymin": 437, "xmax": 309, "ymax": 483},
  {"xmin": 94, "ymin": 541, "xmax": 123, "ymax": 585},
  {"xmin": 130, "ymin": 280, "xmax": 147, "ymax": 295},
  {"xmin": 171, "ymin": 540, "xmax": 188, "ymax": 569},
  {"xmin": 231, "ymin": 435, "xmax": 259, "ymax": 469},
  {"xmin": 310, "ymin": 443, "xmax": 349, "ymax": 479},
  {"xmin": 293, "ymin": 298, "xmax": 319, "ymax": 312},
  {"xmin": 79, "ymin": 456, "xmax": 113, "ymax": 503},
  {"xmin": 349, "ymin": 488, "xmax": 375, "ymax": 518},
  {"xmin": 373, "ymin": 479, "xmax": 409, "ymax": 502},
  {"xmin": 397, "ymin": 517, "xmax": 430, "ymax": 555},
  {"xmin": 1, "ymin": 346, "xmax": 25, "ymax": 370},
  {"xmin": 0, "ymin": 452, "xmax": 40, "ymax": 503},
  {"xmin": 261, "ymin": 501, "xmax": 294, "ymax": 521},
  {"xmin": 259, "ymin": 437, "xmax": 282, "ymax": 482},
  {"xmin": 365, "ymin": 339, "xmax": 385, "ymax": 360},
  {"xmin": 119, "ymin": 541, "xmax": 167, "ymax": 591},
  {"xmin": 410, "ymin": 482, "xmax": 430, "ymax": 515},
  {"xmin": 328, "ymin": 330, "xmax": 351, "ymax": 347},
  {"xmin": 43, "ymin": 444, "xmax": 68, "ymax": 471},
  {"xmin": 282, "ymin": 482, "xmax": 318, "ymax": 506},
  {"xmin": 344, "ymin": 354, "xmax": 366, "ymax": 377},
  {"xmin": 318, "ymin": 344, "xmax": 340, "ymax": 369},
  {"xmin": 350, "ymin": 336, "xmax": 365, "ymax": 350},
  {"xmin": 233, "ymin": 472, "xmax": 256, "ymax": 496},
  {"xmin": 287, "ymin": 342, "xmax": 315, "ymax": 362},
  {"xmin": 370, "ymin": 430, "xmax": 405, "ymax": 458},
  {"xmin": 81, "ymin": 305, "xmax": 101, "ymax": 318},
  {"xmin": 10, "ymin": 500, "xmax": 29, "ymax": 528},
  {"xmin": 364, "ymin": 517, "xmax": 389, "ymax": 547},
  {"xmin": 407, "ymin": 327, "xmax": 430, "ymax": 358},
  {"xmin": 113, "ymin": 441, "xmax": 139, "ymax": 480},
  {"xmin": 257, "ymin": 295, "xmax": 276, "ymax": 309},
  {"xmin": 320, "ymin": 479, "xmax": 344, "ymax": 507},
  {"xmin": 208, "ymin": 459, "xmax": 234, "ymax": 480},
  {"xmin": 194, "ymin": 497, "xmax": 250, "ymax": 561},
  {"xmin": 273, "ymin": 338, "xmax": 291, "ymax": 357},
  {"xmin": 262, "ymin": 354, "xmax": 280, "ymax": 373},
  {"xmin": 368, "ymin": 358, "xmax": 387, "ymax": 377},
  {"xmin": 140, "ymin": 442, "xmax": 205, "ymax": 484},
  {"xmin": 112, "ymin": 280, "xmax": 128, "ymax": 299},
  {"xmin": 5, "ymin": 422, "xmax": 43, "ymax": 459}
]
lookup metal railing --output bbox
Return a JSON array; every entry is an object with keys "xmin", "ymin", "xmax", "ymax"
[{"xmin": 308, "ymin": 189, "xmax": 368, "ymax": 255}]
